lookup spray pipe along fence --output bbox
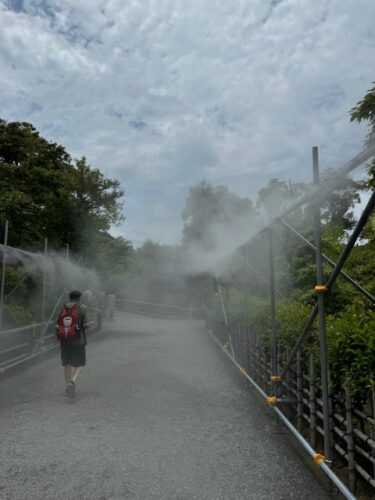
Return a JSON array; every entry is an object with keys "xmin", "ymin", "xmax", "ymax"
[
  {"xmin": 0, "ymin": 238, "xmax": 102, "ymax": 373},
  {"xmin": 207, "ymin": 145, "xmax": 375, "ymax": 499}
]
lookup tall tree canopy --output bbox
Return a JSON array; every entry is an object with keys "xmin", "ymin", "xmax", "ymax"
[
  {"xmin": 0, "ymin": 119, "xmax": 124, "ymax": 254},
  {"xmin": 350, "ymin": 82, "xmax": 375, "ymax": 143},
  {"xmin": 182, "ymin": 180, "xmax": 258, "ymax": 251},
  {"xmin": 350, "ymin": 82, "xmax": 375, "ymax": 189}
]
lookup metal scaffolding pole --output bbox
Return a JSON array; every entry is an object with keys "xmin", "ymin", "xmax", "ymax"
[
  {"xmin": 214, "ymin": 268, "xmax": 235, "ymax": 357},
  {"xmin": 312, "ymin": 146, "xmax": 332, "ymax": 464},
  {"xmin": 0, "ymin": 220, "xmax": 9, "ymax": 330},
  {"xmin": 41, "ymin": 238, "xmax": 48, "ymax": 329},
  {"xmin": 280, "ymin": 188, "xmax": 375, "ymax": 379},
  {"xmin": 268, "ymin": 226, "xmax": 278, "ymax": 394},
  {"xmin": 245, "ymin": 288, "xmax": 250, "ymax": 372},
  {"xmin": 274, "ymin": 141, "xmax": 375, "ymax": 222},
  {"xmin": 232, "ymin": 142, "xmax": 375, "ymax": 258},
  {"xmin": 65, "ymin": 243, "xmax": 70, "ymax": 290},
  {"xmin": 280, "ymin": 219, "xmax": 375, "ymax": 304}
]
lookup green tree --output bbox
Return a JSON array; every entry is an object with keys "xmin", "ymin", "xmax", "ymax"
[
  {"xmin": 348, "ymin": 82, "xmax": 375, "ymax": 295},
  {"xmin": 350, "ymin": 82, "xmax": 375, "ymax": 144},
  {"xmin": 182, "ymin": 180, "xmax": 258, "ymax": 250},
  {"xmin": 83, "ymin": 231, "xmax": 134, "ymax": 283},
  {"xmin": 0, "ymin": 119, "xmax": 124, "ymax": 254},
  {"xmin": 67, "ymin": 157, "xmax": 124, "ymax": 253},
  {"xmin": 255, "ymin": 173, "xmax": 365, "ymax": 305},
  {"xmin": 256, "ymin": 178, "xmax": 307, "ymax": 219},
  {"xmin": 0, "ymin": 120, "xmax": 70, "ymax": 247},
  {"xmin": 120, "ymin": 241, "xmax": 185, "ymax": 304},
  {"xmin": 350, "ymin": 82, "xmax": 375, "ymax": 189}
]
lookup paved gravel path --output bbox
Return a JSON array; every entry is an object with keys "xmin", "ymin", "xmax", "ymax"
[{"xmin": 0, "ymin": 313, "xmax": 330, "ymax": 500}]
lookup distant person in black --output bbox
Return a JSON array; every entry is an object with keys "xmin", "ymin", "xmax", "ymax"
[{"xmin": 55, "ymin": 290, "xmax": 89, "ymax": 399}]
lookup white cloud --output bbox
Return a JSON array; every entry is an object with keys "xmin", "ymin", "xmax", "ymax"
[{"xmin": 0, "ymin": 0, "xmax": 374, "ymax": 244}]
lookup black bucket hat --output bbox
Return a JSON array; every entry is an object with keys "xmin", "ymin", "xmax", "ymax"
[{"xmin": 69, "ymin": 290, "xmax": 82, "ymax": 300}]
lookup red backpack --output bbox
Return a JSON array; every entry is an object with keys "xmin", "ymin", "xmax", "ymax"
[{"xmin": 57, "ymin": 303, "xmax": 80, "ymax": 340}]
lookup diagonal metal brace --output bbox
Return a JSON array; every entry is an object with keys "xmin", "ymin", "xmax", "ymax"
[
  {"xmin": 280, "ymin": 218, "xmax": 375, "ymax": 304},
  {"xmin": 280, "ymin": 189, "xmax": 375, "ymax": 379}
]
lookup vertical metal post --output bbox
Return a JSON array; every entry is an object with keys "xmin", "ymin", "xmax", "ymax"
[
  {"xmin": 281, "ymin": 190, "xmax": 375, "ymax": 379},
  {"xmin": 0, "ymin": 220, "xmax": 9, "ymax": 329},
  {"xmin": 64, "ymin": 243, "xmax": 70, "ymax": 291},
  {"xmin": 285, "ymin": 349, "xmax": 292, "ymax": 419},
  {"xmin": 245, "ymin": 290, "xmax": 249, "ymax": 372},
  {"xmin": 214, "ymin": 268, "xmax": 233, "ymax": 356},
  {"xmin": 246, "ymin": 244, "xmax": 251, "ymax": 374},
  {"xmin": 296, "ymin": 350, "xmax": 303, "ymax": 432},
  {"xmin": 255, "ymin": 337, "xmax": 260, "ymax": 385},
  {"xmin": 268, "ymin": 226, "xmax": 278, "ymax": 394},
  {"xmin": 345, "ymin": 386, "xmax": 356, "ymax": 492},
  {"xmin": 313, "ymin": 146, "xmax": 332, "ymax": 464},
  {"xmin": 265, "ymin": 348, "xmax": 269, "ymax": 392},
  {"xmin": 372, "ymin": 389, "xmax": 375, "ymax": 481},
  {"xmin": 41, "ymin": 238, "xmax": 48, "ymax": 327},
  {"xmin": 309, "ymin": 353, "xmax": 317, "ymax": 449}
]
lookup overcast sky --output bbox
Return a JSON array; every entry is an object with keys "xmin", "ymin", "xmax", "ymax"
[{"xmin": 0, "ymin": 0, "xmax": 374, "ymax": 246}]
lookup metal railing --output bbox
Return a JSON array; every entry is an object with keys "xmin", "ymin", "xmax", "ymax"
[
  {"xmin": 0, "ymin": 305, "xmax": 102, "ymax": 373},
  {"xmin": 0, "ymin": 228, "xmax": 106, "ymax": 373},
  {"xmin": 0, "ymin": 320, "xmax": 56, "ymax": 371},
  {"xmin": 208, "ymin": 326, "xmax": 359, "ymax": 500}
]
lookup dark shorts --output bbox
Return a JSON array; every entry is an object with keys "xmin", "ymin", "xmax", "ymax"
[{"xmin": 60, "ymin": 343, "xmax": 86, "ymax": 367}]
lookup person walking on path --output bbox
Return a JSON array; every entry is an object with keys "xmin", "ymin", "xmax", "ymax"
[{"xmin": 55, "ymin": 290, "xmax": 89, "ymax": 399}]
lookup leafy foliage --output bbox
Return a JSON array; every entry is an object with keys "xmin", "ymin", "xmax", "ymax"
[
  {"xmin": 207, "ymin": 80, "xmax": 375, "ymax": 397},
  {"xmin": 0, "ymin": 119, "xmax": 132, "ymax": 325},
  {"xmin": 327, "ymin": 303, "xmax": 375, "ymax": 392},
  {"xmin": 182, "ymin": 180, "xmax": 258, "ymax": 250},
  {"xmin": 350, "ymin": 82, "xmax": 375, "ymax": 143},
  {"xmin": 350, "ymin": 82, "xmax": 375, "ymax": 189},
  {"xmin": 0, "ymin": 119, "xmax": 124, "ymax": 256}
]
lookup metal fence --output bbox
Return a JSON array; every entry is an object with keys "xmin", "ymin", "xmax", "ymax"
[
  {"xmin": 0, "ymin": 306, "xmax": 102, "ymax": 373},
  {"xmin": 0, "ymin": 235, "xmax": 102, "ymax": 373},
  {"xmin": 0, "ymin": 321, "xmax": 56, "ymax": 372},
  {"xmin": 208, "ymin": 144, "xmax": 375, "ymax": 499},
  {"xmin": 209, "ymin": 320, "xmax": 375, "ymax": 496}
]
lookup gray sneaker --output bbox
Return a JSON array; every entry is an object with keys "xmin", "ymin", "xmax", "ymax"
[{"xmin": 65, "ymin": 381, "xmax": 76, "ymax": 399}]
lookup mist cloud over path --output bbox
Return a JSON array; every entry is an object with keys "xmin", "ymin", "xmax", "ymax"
[{"xmin": 0, "ymin": 312, "xmax": 329, "ymax": 499}]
